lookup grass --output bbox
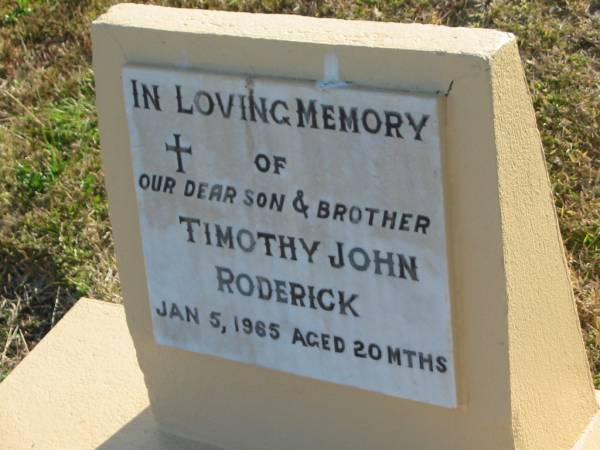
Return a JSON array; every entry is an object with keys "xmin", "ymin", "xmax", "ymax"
[{"xmin": 0, "ymin": 0, "xmax": 598, "ymax": 384}]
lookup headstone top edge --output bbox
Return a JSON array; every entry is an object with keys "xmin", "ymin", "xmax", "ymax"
[{"xmin": 93, "ymin": 3, "xmax": 514, "ymax": 57}]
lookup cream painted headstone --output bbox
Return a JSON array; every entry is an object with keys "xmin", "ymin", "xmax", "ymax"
[{"xmin": 92, "ymin": 5, "xmax": 597, "ymax": 450}]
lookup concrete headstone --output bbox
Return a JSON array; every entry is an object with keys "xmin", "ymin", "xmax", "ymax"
[{"xmin": 92, "ymin": 5, "xmax": 598, "ymax": 449}]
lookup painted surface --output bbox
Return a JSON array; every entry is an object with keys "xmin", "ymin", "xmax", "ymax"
[
  {"xmin": 123, "ymin": 66, "xmax": 455, "ymax": 406},
  {"xmin": 0, "ymin": 299, "xmax": 218, "ymax": 450}
]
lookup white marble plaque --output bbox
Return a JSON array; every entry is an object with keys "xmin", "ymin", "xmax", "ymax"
[{"xmin": 122, "ymin": 65, "xmax": 456, "ymax": 407}]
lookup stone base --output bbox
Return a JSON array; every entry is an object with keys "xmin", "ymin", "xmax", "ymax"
[
  {"xmin": 0, "ymin": 299, "xmax": 213, "ymax": 450},
  {"xmin": 0, "ymin": 298, "xmax": 598, "ymax": 450}
]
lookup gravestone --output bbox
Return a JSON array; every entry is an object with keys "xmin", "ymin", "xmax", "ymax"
[{"xmin": 90, "ymin": 4, "xmax": 598, "ymax": 450}]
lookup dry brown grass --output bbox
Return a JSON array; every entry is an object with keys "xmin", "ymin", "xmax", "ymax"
[{"xmin": 0, "ymin": 0, "xmax": 598, "ymax": 383}]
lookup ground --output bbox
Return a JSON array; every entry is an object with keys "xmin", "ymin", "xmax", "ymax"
[{"xmin": 0, "ymin": 0, "xmax": 598, "ymax": 384}]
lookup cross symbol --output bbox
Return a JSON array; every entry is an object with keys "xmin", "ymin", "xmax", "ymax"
[{"xmin": 165, "ymin": 133, "xmax": 192, "ymax": 174}]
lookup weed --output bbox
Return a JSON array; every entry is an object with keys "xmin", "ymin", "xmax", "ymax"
[{"xmin": 1, "ymin": 0, "xmax": 31, "ymax": 25}]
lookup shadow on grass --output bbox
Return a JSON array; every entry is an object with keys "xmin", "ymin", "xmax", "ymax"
[{"xmin": 0, "ymin": 244, "xmax": 83, "ymax": 378}]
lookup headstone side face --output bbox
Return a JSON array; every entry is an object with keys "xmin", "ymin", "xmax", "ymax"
[
  {"xmin": 489, "ymin": 41, "xmax": 597, "ymax": 450},
  {"xmin": 92, "ymin": 5, "xmax": 597, "ymax": 450}
]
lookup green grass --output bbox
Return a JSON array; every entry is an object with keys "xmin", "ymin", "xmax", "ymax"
[{"xmin": 0, "ymin": 0, "xmax": 598, "ymax": 383}]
